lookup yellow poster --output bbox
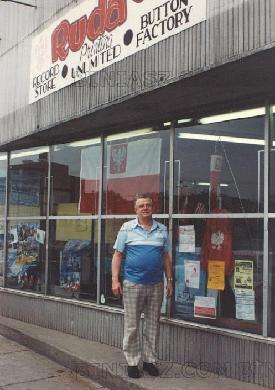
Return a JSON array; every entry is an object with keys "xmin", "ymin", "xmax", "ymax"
[{"xmin": 207, "ymin": 260, "xmax": 225, "ymax": 290}]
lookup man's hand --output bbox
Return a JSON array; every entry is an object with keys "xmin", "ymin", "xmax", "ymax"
[
  {"xmin": 164, "ymin": 252, "xmax": 173, "ymax": 298},
  {"xmin": 112, "ymin": 250, "xmax": 123, "ymax": 297},
  {"xmin": 112, "ymin": 280, "xmax": 123, "ymax": 297},
  {"xmin": 166, "ymin": 281, "xmax": 173, "ymax": 298}
]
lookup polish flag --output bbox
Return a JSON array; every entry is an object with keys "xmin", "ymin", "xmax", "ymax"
[
  {"xmin": 106, "ymin": 138, "xmax": 162, "ymax": 214},
  {"xmin": 79, "ymin": 145, "xmax": 100, "ymax": 214},
  {"xmin": 79, "ymin": 138, "xmax": 162, "ymax": 214}
]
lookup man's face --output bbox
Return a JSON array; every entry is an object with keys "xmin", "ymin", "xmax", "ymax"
[{"xmin": 135, "ymin": 198, "xmax": 153, "ymax": 219}]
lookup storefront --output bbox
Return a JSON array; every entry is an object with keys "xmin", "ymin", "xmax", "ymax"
[{"xmin": 1, "ymin": 0, "xmax": 275, "ymax": 387}]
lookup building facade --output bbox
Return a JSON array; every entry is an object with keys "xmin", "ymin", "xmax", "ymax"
[{"xmin": 1, "ymin": 0, "xmax": 275, "ymax": 387}]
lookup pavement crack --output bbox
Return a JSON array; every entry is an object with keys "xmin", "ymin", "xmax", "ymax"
[
  {"xmin": 1, "ymin": 374, "xmax": 61, "ymax": 388},
  {"xmin": 0, "ymin": 349, "xmax": 29, "ymax": 355}
]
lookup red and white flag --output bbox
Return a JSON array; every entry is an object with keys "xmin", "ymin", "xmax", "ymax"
[
  {"xmin": 79, "ymin": 145, "xmax": 101, "ymax": 214},
  {"xmin": 106, "ymin": 138, "xmax": 162, "ymax": 214},
  {"xmin": 79, "ymin": 138, "xmax": 162, "ymax": 214}
]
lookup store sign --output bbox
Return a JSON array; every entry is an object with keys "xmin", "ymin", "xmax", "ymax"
[{"xmin": 29, "ymin": 0, "xmax": 207, "ymax": 103}]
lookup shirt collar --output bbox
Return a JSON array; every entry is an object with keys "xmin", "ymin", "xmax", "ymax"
[{"xmin": 134, "ymin": 218, "xmax": 159, "ymax": 232}]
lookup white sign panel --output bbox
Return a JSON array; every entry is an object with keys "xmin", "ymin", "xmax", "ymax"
[
  {"xmin": 184, "ymin": 259, "xmax": 200, "ymax": 289},
  {"xmin": 29, "ymin": 0, "xmax": 207, "ymax": 103},
  {"xmin": 179, "ymin": 225, "xmax": 195, "ymax": 252},
  {"xmin": 235, "ymin": 289, "xmax": 255, "ymax": 321},
  {"xmin": 194, "ymin": 296, "xmax": 216, "ymax": 319}
]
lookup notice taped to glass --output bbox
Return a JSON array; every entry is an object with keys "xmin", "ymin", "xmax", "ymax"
[
  {"xmin": 207, "ymin": 260, "xmax": 225, "ymax": 291},
  {"xmin": 29, "ymin": 0, "xmax": 207, "ymax": 103},
  {"xmin": 234, "ymin": 260, "xmax": 253, "ymax": 290},
  {"xmin": 194, "ymin": 296, "xmax": 216, "ymax": 319}
]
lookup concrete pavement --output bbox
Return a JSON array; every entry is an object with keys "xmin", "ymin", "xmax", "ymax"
[
  {"xmin": 0, "ymin": 334, "xmax": 108, "ymax": 390},
  {"xmin": 0, "ymin": 315, "xmax": 269, "ymax": 390}
]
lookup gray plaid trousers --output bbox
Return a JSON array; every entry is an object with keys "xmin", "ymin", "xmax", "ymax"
[{"xmin": 122, "ymin": 280, "xmax": 164, "ymax": 366}]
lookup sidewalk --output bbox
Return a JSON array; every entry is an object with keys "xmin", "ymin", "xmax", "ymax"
[
  {"xmin": 0, "ymin": 315, "xmax": 267, "ymax": 390},
  {"xmin": 0, "ymin": 334, "xmax": 108, "ymax": 390}
]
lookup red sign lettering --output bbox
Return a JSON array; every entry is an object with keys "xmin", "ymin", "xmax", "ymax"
[{"xmin": 51, "ymin": 0, "xmax": 127, "ymax": 63}]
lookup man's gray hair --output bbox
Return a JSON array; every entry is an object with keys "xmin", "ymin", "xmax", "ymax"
[{"xmin": 134, "ymin": 193, "xmax": 153, "ymax": 207}]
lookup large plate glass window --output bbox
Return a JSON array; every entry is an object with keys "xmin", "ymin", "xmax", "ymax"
[
  {"xmin": 174, "ymin": 109, "xmax": 265, "ymax": 214},
  {"xmin": 269, "ymin": 106, "xmax": 275, "ymax": 336},
  {"xmin": 48, "ymin": 219, "xmax": 98, "ymax": 301},
  {"xmin": 103, "ymin": 128, "xmax": 170, "ymax": 215},
  {"xmin": 50, "ymin": 138, "xmax": 101, "ymax": 216},
  {"xmin": 6, "ymin": 220, "xmax": 46, "ymax": 293},
  {"xmin": 9, "ymin": 147, "xmax": 49, "ymax": 217},
  {"xmin": 100, "ymin": 218, "xmax": 128, "ymax": 307},
  {"xmin": 0, "ymin": 219, "xmax": 4, "ymax": 287},
  {"xmin": 0, "ymin": 153, "xmax": 7, "ymax": 286},
  {"xmin": 172, "ymin": 218, "xmax": 263, "ymax": 334}
]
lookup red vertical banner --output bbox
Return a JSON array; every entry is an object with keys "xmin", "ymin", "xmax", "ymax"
[{"xmin": 209, "ymin": 154, "xmax": 222, "ymax": 211}]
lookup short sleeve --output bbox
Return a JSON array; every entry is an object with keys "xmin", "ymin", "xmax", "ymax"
[{"xmin": 113, "ymin": 224, "xmax": 127, "ymax": 253}]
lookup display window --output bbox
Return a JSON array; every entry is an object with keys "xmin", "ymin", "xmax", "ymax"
[
  {"xmin": 9, "ymin": 147, "xmax": 48, "ymax": 217},
  {"xmin": 6, "ymin": 220, "xmax": 46, "ymax": 293},
  {"xmin": 50, "ymin": 138, "xmax": 101, "ymax": 216},
  {"xmin": 269, "ymin": 219, "xmax": 275, "ymax": 337},
  {"xmin": 48, "ymin": 219, "xmax": 98, "ymax": 301},
  {"xmin": 172, "ymin": 218, "xmax": 263, "ymax": 334},
  {"xmin": 100, "ymin": 218, "xmax": 128, "ymax": 307},
  {"xmin": 103, "ymin": 128, "xmax": 170, "ymax": 215},
  {"xmin": 174, "ymin": 109, "xmax": 265, "ymax": 214},
  {"xmin": 269, "ymin": 107, "xmax": 275, "ymax": 212},
  {"xmin": 0, "ymin": 219, "xmax": 4, "ymax": 287},
  {"xmin": 1, "ymin": 107, "xmax": 272, "ymax": 337},
  {"xmin": 0, "ymin": 153, "xmax": 7, "ymax": 218}
]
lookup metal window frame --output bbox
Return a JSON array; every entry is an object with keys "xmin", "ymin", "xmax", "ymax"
[
  {"xmin": 263, "ymin": 104, "xmax": 272, "ymax": 336},
  {"xmin": 2, "ymin": 106, "xmax": 273, "ymax": 338},
  {"xmin": 3, "ymin": 152, "xmax": 9, "ymax": 288}
]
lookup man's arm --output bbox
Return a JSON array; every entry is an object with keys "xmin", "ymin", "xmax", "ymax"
[
  {"xmin": 112, "ymin": 250, "xmax": 123, "ymax": 296},
  {"xmin": 164, "ymin": 252, "xmax": 173, "ymax": 298}
]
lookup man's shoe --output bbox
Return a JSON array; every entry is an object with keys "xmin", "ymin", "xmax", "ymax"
[
  {"xmin": 127, "ymin": 365, "xmax": 140, "ymax": 378},
  {"xmin": 143, "ymin": 362, "xmax": 159, "ymax": 376}
]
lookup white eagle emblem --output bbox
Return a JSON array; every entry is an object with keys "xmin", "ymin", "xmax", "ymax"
[{"xmin": 211, "ymin": 231, "xmax": 224, "ymax": 250}]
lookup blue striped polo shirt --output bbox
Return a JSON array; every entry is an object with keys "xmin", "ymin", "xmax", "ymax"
[{"xmin": 113, "ymin": 219, "xmax": 170, "ymax": 285}]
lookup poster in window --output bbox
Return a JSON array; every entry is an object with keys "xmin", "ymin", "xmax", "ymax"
[
  {"xmin": 194, "ymin": 296, "xmax": 217, "ymax": 319},
  {"xmin": 207, "ymin": 260, "xmax": 225, "ymax": 290},
  {"xmin": 234, "ymin": 260, "xmax": 253, "ymax": 290},
  {"xmin": 179, "ymin": 225, "xmax": 195, "ymax": 253},
  {"xmin": 174, "ymin": 252, "xmax": 206, "ymax": 318},
  {"xmin": 235, "ymin": 289, "xmax": 255, "ymax": 321}
]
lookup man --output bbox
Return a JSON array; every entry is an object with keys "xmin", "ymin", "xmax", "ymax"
[{"xmin": 112, "ymin": 193, "xmax": 173, "ymax": 379}]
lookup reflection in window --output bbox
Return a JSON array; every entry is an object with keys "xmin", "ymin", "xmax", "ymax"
[
  {"xmin": 100, "ymin": 219, "xmax": 127, "ymax": 306},
  {"xmin": 174, "ymin": 111, "xmax": 265, "ymax": 214},
  {"xmin": 103, "ymin": 129, "xmax": 170, "ymax": 214},
  {"xmin": 173, "ymin": 218, "xmax": 263, "ymax": 334},
  {"xmin": 51, "ymin": 139, "xmax": 101, "ymax": 216},
  {"xmin": 48, "ymin": 220, "xmax": 97, "ymax": 301},
  {"xmin": 0, "ymin": 153, "xmax": 7, "ymax": 218},
  {"xmin": 0, "ymin": 220, "xmax": 4, "ymax": 286},
  {"xmin": 6, "ymin": 221, "xmax": 46, "ymax": 292},
  {"xmin": 269, "ymin": 112, "xmax": 275, "ymax": 212},
  {"xmin": 9, "ymin": 147, "xmax": 48, "ymax": 217}
]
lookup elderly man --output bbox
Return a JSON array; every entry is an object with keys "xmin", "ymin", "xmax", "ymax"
[{"xmin": 112, "ymin": 193, "xmax": 173, "ymax": 378}]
